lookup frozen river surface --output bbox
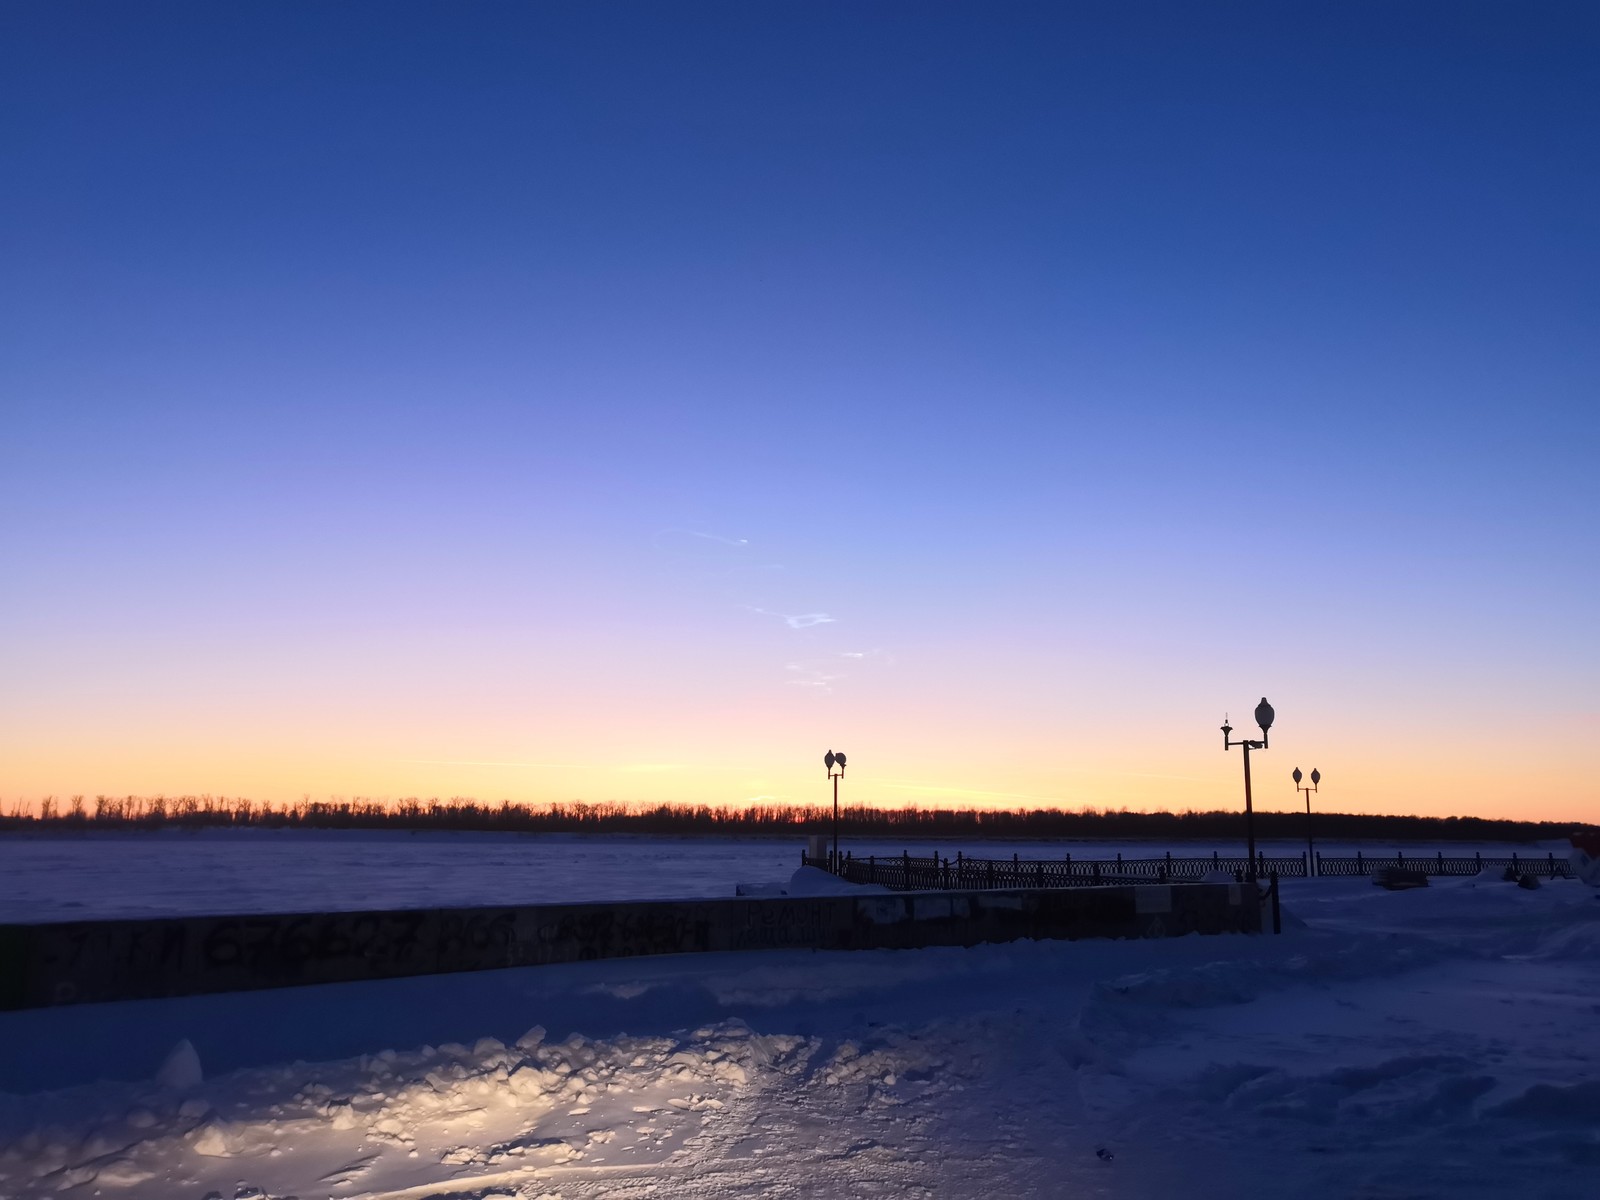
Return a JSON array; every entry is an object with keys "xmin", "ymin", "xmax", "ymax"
[{"xmin": 0, "ymin": 828, "xmax": 1563, "ymax": 922}]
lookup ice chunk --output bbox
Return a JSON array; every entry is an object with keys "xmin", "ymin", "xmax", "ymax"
[{"xmin": 191, "ymin": 1121, "xmax": 232, "ymax": 1157}]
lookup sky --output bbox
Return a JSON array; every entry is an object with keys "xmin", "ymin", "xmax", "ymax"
[{"xmin": 2, "ymin": 2, "xmax": 1596, "ymax": 823}]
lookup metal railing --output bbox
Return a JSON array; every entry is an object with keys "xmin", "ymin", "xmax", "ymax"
[
  {"xmin": 802, "ymin": 847, "xmax": 1573, "ymax": 890},
  {"xmin": 1312, "ymin": 849, "xmax": 1573, "ymax": 879},
  {"xmin": 803, "ymin": 849, "xmax": 1305, "ymax": 890}
]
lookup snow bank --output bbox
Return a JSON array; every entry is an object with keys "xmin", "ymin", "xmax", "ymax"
[
  {"xmin": 1, "ymin": 874, "xmax": 1596, "ymax": 1198},
  {"xmin": 0, "ymin": 1020, "xmax": 795, "ymax": 1196}
]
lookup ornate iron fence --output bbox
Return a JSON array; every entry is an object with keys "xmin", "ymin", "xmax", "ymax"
[
  {"xmin": 1313, "ymin": 849, "xmax": 1572, "ymax": 879},
  {"xmin": 801, "ymin": 847, "xmax": 1573, "ymax": 890},
  {"xmin": 803, "ymin": 848, "xmax": 1306, "ymax": 890}
]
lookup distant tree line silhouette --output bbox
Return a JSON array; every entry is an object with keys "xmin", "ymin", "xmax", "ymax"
[{"xmin": 0, "ymin": 794, "xmax": 1588, "ymax": 843}]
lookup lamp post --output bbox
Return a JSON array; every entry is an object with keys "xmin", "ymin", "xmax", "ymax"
[
  {"xmin": 823, "ymin": 749, "xmax": 847, "ymax": 872},
  {"xmin": 1293, "ymin": 767, "xmax": 1320, "ymax": 875},
  {"xmin": 1221, "ymin": 697, "xmax": 1274, "ymax": 880}
]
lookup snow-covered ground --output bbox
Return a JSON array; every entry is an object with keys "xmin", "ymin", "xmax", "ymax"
[
  {"xmin": 1, "ymin": 870, "xmax": 1595, "ymax": 1198},
  {"xmin": 0, "ymin": 829, "xmax": 1567, "ymax": 921}
]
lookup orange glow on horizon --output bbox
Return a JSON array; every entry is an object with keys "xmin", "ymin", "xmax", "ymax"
[{"xmin": 5, "ymin": 713, "xmax": 1594, "ymax": 825}]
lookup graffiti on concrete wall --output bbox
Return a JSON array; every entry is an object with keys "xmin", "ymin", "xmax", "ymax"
[
  {"xmin": 731, "ymin": 900, "xmax": 830, "ymax": 950},
  {"xmin": 526, "ymin": 906, "xmax": 713, "ymax": 961},
  {"xmin": 200, "ymin": 911, "xmax": 434, "ymax": 972},
  {"xmin": 2, "ymin": 882, "xmax": 1256, "ymax": 1011}
]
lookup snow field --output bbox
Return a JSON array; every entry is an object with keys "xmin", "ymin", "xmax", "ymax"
[
  {"xmin": 0, "ymin": 871, "xmax": 1595, "ymax": 1198},
  {"xmin": 0, "ymin": 1015, "xmax": 970, "ymax": 1198}
]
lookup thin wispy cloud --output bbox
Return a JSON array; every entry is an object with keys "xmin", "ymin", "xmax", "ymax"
[
  {"xmin": 774, "ymin": 647, "xmax": 890, "ymax": 694},
  {"xmin": 784, "ymin": 662, "xmax": 841, "ymax": 691},
  {"xmin": 649, "ymin": 528, "xmax": 755, "ymax": 573},
  {"xmin": 745, "ymin": 606, "xmax": 836, "ymax": 629},
  {"xmin": 651, "ymin": 527, "xmax": 749, "ymax": 548}
]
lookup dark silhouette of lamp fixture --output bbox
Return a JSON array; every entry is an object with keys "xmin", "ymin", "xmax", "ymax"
[
  {"xmin": 1221, "ymin": 697, "xmax": 1275, "ymax": 879},
  {"xmin": 1294, "ymin": 766, "xmax": 1322, "ymax": 875},
  {"xmin": 824, "ymin": 750, "xmax": 847, "ymax": 871}
]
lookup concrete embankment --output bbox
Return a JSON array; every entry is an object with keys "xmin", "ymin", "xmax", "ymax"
[{"xmin": 0, "ymin": 881, "xmax": 1259, "ymax": 1010}]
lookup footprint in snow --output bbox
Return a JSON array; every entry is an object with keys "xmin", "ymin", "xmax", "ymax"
[{"xmin": 319, "ymin": 1155, "xmax": 376, "ymax": 1185}]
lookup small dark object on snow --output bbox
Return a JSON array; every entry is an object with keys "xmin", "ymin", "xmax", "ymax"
[
  {"xmin": 1096, "ymin": 1148, "xmax": 1114, "ymax": 1161},
  {"xmin": 1517, "ymin": 873, "xmax": 1541, "ymax": 890}
]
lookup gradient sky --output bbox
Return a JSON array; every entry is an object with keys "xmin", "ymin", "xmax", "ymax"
[{"xmin": 3, "ymin": 2, "xmax": 1596, "ymax": 822}]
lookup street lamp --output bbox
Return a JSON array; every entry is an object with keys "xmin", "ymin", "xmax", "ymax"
[
  {"xmin": 1221, "ymin": 697, "xmax": 1274, "ymax": 879},
  {"xmin": 1293, "ymin": 767, "xmax": 1321, "ymax": 875},
  {"xmin": 823, "ymin": 749, "xmax": 847, "ymax": 871}
]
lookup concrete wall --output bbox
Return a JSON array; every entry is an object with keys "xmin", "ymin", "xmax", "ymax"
[{"xmin": 0, "ymin": 882, "xmax": 1258, "ymax": 1011}]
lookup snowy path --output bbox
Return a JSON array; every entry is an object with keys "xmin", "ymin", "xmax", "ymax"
[{"xmin": 1, "ymin": 876, "xmax": 1595, "ymax": 1198}]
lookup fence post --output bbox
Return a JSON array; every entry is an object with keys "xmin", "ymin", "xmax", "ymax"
[
  {"xmin": 1092, "ymin": 862, "xmax": 1100, "ymax": 885},
  {"xmin": 1270, "ymin": 873, "xmax": 1281, "ymax": 934},
  {"xmin": 942, "ymin": 856, "xmax": 950, "ymax": 888},
  {"xmin": 1301, "ymin": 850, "xmax": 1307, "ymax": 878},
  {"xmin": 1213, "ymin": 850, "xmax": 1219, "ymax": 865},
  {"xmin": 1357, "ymin": 851, "xmax": 1363, "ymax": 871},
  {"xmin": 986, "ymin": 861, "xmax": 994, "ymax": 889},
  {"xmin": 903, "ymin": 850, "xmax": 910, "ymax": 891},
  {"xmin": 1314, "ymin": 850, "xmax": 1321, "ymax": 878}
]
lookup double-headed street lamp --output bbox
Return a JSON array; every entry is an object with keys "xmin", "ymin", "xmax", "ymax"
[
  {"xmin": 1293, "ymin": 766, "xmax": 1321, "ymax": 874},
  {"xmin": 823, "ymin": 749, "xmax": 847, "ymax": 871},
  {"xmin": 1221, "ymin": 697, "xmax": 1275, "ymax": 879}
]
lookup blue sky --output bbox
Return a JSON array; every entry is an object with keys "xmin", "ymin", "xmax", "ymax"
[{"xmin": 2, "ymin": 2, "xmax": 1596, "ymax": 818}]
